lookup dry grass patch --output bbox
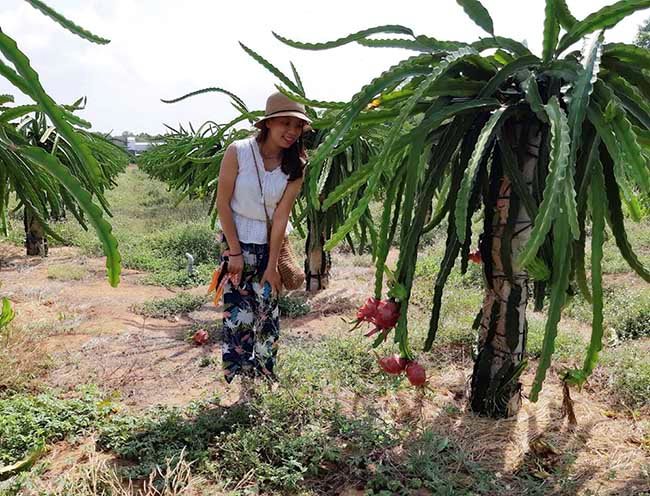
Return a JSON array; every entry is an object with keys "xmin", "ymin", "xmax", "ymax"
[
  {"xmin": 0, "ymin": 323, "xmax": 50, "ymax": 395},
  {"xmin": 47, "ymin": 264, "xmax": 88, "ymax": 281}
]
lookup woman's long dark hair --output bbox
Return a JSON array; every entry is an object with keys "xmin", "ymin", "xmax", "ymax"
[{"xmin": 256, "ymin": 125, "xmax": 306, "ymax": 182}]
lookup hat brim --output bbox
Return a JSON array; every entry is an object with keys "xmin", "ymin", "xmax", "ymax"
[{"xmin": 254, "ymin": 111, "xmax": 312, "ymax": 132}]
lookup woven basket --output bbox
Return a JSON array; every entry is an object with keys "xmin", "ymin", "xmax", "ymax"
[{"xmin": 278, "ymin": 236, "xmax": 304, "ymax": 290}]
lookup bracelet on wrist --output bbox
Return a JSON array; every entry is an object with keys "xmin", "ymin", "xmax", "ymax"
[{"xmin": 228, "ymin": 252, "xmax": 242, "ymax": 257}]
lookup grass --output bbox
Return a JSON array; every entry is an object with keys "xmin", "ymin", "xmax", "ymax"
[
  {"xmin": 360, "ymin": 429, "xmax": 496, "ymax": 495},
  {"xmin": 131, "ymin": 292, "xmax": 207, "ymax": 319},
  {"xmin": 0, "ymin": 323, "xmax": 51, "ymax": 397},
  {"xmin": 1, "ymin": 327, "xmax": 648, "ymax": 494},
  {"xmin": 90, "ymin": 334, "xmax": 499, "ymax": 494},
  {"xmin": 526, "ymin": 316, "xmax": 588, "ymax": 362},
  {"xmin": 86, "ymin": 335, "xmax": 389, "ymax": 486},
  {"xmin": 563, "ymin": 282, "xmax": 650, "ymax": 332},
  {"xmin": 601, "ymin": 221, "xmax": 650, "ymax": 275},
  {"xmin": 7, "ymin": 322, "xmax": 646, "ymax": 489},
  {"xmin": 0, "ymin": 386, "xmax": 111, "ymax": 465},
  {"xmin": 47, "ymin": 264, "xmax": 88, "ymax": 281},
  {"xmin": 0, "ymin": 330, "xmax": 496, "ymax": 496},
  {"xmin": 613, "ymin": 300, "xmax": 650, "ymax": 342},
  {"xmin": 5, "ymin": 167, "xmax": 221, "ymax": 288},
  {"xmin": 7, "ymin": 449, "xmax": 200, "ymax": 496},
  {"xmin": 601, "ymin": 343, "xmax": 650, "ymax": 407},
  {"xmin": 407, "ymin": 247, "xmax": 485, "ymax": 351},
  {"xmin": 278, "ymin": 295, "xmax": 310, "ymax": 318}
]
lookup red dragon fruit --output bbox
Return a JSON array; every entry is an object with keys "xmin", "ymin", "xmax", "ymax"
[
  {"xmin": 405, "ymin": 361, "xmax": 427, "ymax": 387},
  {"xmin": 364, "ymin": 299, "xmax": 400, "ymax": 343},
  {"xmin": 373, "ymin": 299, "xmax": 400, "ymax": 329},
  {"xmin": 349, "ymin": 297, "xmax": 380, "ymax": 330},
  {"xmin": 193, "ymin": 329, "xmax": 209, "ymax": 345},
  {"xmin": 351, "ymin": 297, "xmax": 401, "ymax": 344},
  {"xmin": 378, "ymin": 354, "xmax": 408, "ymax": 375}
]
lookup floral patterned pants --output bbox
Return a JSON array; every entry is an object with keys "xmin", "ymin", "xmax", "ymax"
[{"xmin": 221, "ymin": 241, "xmax": 280, "ymax": 383}]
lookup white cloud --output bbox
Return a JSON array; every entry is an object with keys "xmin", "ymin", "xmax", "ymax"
[{"xmin": 1, "ymin": 0, "xmax": 647, "ymax": 134}]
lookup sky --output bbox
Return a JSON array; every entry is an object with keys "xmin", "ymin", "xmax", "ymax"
[{"xmin": 1, "ymin": 0, "xmax": 648, "ymax": 136}]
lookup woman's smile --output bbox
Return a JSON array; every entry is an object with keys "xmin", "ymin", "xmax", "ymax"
[{"xmin": 281, "ymin": 135, "xmax": 296, "ymax": 146}]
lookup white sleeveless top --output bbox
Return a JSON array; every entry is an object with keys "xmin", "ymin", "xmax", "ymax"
[{"xmin": 230, "ymin": 136, "xmax": 290, "ymax": 244}]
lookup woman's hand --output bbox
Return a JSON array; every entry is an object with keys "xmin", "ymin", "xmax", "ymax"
[
  {"xmin": 226, "ymin": 253, "xmax": 244, "ymax": 286},
  {"xmin": 260, "ymin": 266, "xmax": 282, "ymax": 297}
]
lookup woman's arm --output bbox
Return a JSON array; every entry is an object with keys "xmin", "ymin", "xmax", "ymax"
[
  {"xmin": 261, "ymin": 176, "xmax": 304, "ymax": 294},
  {"xmin": 216, "ymin": 144, "xmax": 244, "ymax": 281}
]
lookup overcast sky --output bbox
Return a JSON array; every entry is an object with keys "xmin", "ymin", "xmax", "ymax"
[{"xmin": 1, "ymin": 0, "xmax": 648, "ymax": 135}]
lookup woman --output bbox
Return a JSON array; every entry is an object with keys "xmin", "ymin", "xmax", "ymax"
[{"xmin": 216, "ymin": 91, "xmax": 310, "ymax": 398}]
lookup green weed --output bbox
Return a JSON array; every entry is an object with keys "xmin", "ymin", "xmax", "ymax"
[
  {"xmin": 131, "ymin": 293, "xmax": 206, "ymax": 319},
  {"xmin": 0, "ymin": 387, "xmax": 111, "ymax": 465}
]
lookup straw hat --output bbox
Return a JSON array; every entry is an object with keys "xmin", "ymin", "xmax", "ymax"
[{"xmin": 254, "ymin": 91, "xmax": 312, "ymax": 132}]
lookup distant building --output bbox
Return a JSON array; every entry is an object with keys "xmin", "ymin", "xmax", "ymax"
[
  {"xmin": 126, "ymin": 136, "xmax": 154, "ymax": 155},
  {"xmin": 109, "ymin": 136, "xmax": 128, "ymax": 149},
  {"xmin": 110, "ymin": 136, "xmax": 159, "ymax": 155}
]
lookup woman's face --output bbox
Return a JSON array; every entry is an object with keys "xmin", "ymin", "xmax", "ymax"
[{"xmin": 265, "ymin": 116, "xmax": 305, "ymax": 149}]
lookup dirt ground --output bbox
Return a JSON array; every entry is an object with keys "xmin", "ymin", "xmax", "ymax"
[
  {"xmin": 1, "ymin": 242, "xmax": 649, "ymax": 495},
  {"xmin": 0, "ymin": 243, "xmax": 369, "ymax": 409}
]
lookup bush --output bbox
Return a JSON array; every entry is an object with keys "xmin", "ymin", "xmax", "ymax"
[
  {"xmin": 120, "ymin": 224, "xmax": 220, "ymax": 288},
  {"xmin": 636, "ymin": 192, "xmax": 650, "ymax": 220},
  {"xmin": 149, "ymin": 224, "xmax": 220, "ymax": 267},
  {"xmin": 4, "ymin": 168, "xmax": 222, "ymax": 290},
  {"xmin": 142, "ymin": 263, "xmax": 215, "ymax": 288}
]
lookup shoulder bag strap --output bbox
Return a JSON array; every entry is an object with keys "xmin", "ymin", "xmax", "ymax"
[{"xmin": 249, "ymin": 141, "xmax": 273, "ymax": 240}]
